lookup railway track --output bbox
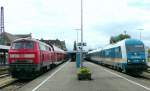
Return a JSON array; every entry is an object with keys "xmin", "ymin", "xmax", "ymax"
[
  {"xmin": 0, "ymin": 79, "xmax": 30, "ymax": 91},
  {"xmin": 0, "ymin": 73, "xmax": 10, "ymax": 78},
  {"xmin": 0, "ymin": 61, "xmax": 67, "ymax": 91},
  {"xmin": 146, "ymin": 67, "xmax": 150, "ymax": 73},
  {"xmin": 0, "ymin": 75, "xmax": 17, "ymax": 89},
  {"xmin": 0, "ymin": 74, "xmax": 30, "ymax": 91},
  {"xmin": 0, "ymin": 68, "xmax": 18, "ymax": 90}
]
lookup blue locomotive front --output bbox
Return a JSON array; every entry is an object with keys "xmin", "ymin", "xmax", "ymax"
[{"xmin": 124, "ymin": 39, "xmax": 147, "ymax": 72}]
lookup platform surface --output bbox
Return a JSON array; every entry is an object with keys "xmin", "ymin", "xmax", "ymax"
[{"xmin": 18, "ymin": 61, "xmax": 150, "ymax": 91}]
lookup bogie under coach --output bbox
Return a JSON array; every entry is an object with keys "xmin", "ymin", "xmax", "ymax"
[
  {"xmin": 8, "ymin": 38, "xmax": 66, "ymax": 79},
  {"xmin": 87, "ymin": 39, "xmax": 147, "ymax": 74}
]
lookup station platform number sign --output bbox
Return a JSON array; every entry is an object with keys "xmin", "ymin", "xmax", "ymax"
[{"xmin": 77, "ymin": 42, "xmax": 87, "ymax": 46}]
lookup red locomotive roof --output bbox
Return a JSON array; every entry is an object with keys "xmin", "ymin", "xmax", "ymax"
[{"xmin": 12, "ymin": 38, "xmax": 66, "ymax": 54}]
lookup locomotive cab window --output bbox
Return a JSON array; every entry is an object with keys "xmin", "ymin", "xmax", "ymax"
[
  {"xmin": 126, "ymin": 45, "xmax": 144, "ymax": 52},
  {"xmin": 11, "ymin": 41, "xmax": 34, "ymax": 49}
]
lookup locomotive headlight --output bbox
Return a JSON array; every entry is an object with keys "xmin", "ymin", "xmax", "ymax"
[
  {"xmin": 142, "ymin": 60, "xmax": 145, "ymax": 62},
  {"xmin": 128, "ymin": 60, "xmax": 131, "ymax": 63},
  {"xmin": 10, "ymin": 54, "xmax": 35, "ymax": 58},
  {"xmin": 24, "ymin": 54, "xmax": 35, "ymax": 58},
  {"xmin": 10, "ymin": 54, "xmax": 19, "ymax": 58}
]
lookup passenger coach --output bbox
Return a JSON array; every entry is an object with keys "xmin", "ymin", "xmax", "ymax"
[{"xmin": 87, "ymin": 39, "xmax": 147, "ymax": 74}]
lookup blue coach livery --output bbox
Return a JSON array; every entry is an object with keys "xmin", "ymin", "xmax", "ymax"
[{"xmin": 87, "ymin": 39, "xmax": 147, "ymax": 74}]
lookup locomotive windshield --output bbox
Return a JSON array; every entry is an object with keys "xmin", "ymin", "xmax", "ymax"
[
  {"xmin": 126, "ymin": 45, "xmax": 144, "ymax": 52},
  {"xmin": 11, "ymin": 41, "xmax": 34, "ymax": 49}
]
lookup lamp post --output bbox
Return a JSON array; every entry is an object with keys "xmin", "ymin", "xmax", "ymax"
[
  {"xmin": 80, "ymin": 0, "xmax": 83, "ymax": 67},
  {"xmin": 124, "ymin": 30, "xmax": 127, "ymax": 35},
  {"xmin": 74, "ymin": 29, "xmax": 80, "ymax": 50},
  {"xmin": 75, "ymin": 0, "xmax": 84, "ymax": 67},
  {"xmin": 137, "ymin": 29, "xmax": 144, "ymax": 40}
]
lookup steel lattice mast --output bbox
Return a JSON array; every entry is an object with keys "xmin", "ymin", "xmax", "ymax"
[{"xmin": 0, "ymin": 6, "xmax": 4, "ymax": 34}]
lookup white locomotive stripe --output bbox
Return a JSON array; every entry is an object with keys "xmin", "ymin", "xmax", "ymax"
[
  {"xmin": 32, "ymin": 60, "xmax": 70, "ymax": 91},
  {"xmin": 102, "ymin": 67, "xmax": 150, "ymax": 90}
]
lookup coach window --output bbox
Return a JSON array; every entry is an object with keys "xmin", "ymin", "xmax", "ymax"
[
  {"xmin": 115, "ymin": 47, "xmax": 122, "ymax": 58},
  {"xmin": 118, "ymin": 47, "xmax": 122, "ymax": 58},
  {"xmin": 96, "ymin": 52, "xmax": 98, "ymax": 57},
  {"xmin": 49, "ymin": 47, "xmax": 51, "ymax": 51},
  {"xmin": 46, "ymin": 46, "xmax": 49, "ymax": 51},
  {"xmin": 105, "ymin": 50, "xmax": 109, "ymax": 58},
  {"xmin": 115, "ymin": 47, "xmax": 118, "ymax": 58},
  {"xmin": 39, "ymin": 43, "xmax": 42, "ymax": 50},
  {"xmin": 45, "ymin": 46, "xmax": 47, "ymax": 50},
  {"xmin": 102, "ymin": 51, "xmax": 105, "ymax": 58},
  {"xmin": 39, "ymin": 43, "xmax": 46, "ymax": 50},
  {"xmin": 100, "ymin": 51, "xmax": 103, "ymax": 57},
  {"xmin": 51, "ymin": 46, "xmax": 54, "ymax": 51},
  {"xmin": 38, "ymin": 43, "xmax": 40, "ymax": 50},
  {"xmin": 45, "ymin": 46, "xmax": 48, "ymax": 51}
]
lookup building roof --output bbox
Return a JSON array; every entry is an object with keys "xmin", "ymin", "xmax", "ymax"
[
  {"xmin": 14, "ymin": 33, "xmax": 32, "ymax": 38},
  {"xmin": 0, "ymin": 32, "xmax": 32, "ymax": 46},
  {"xmin": 40, "ymin": 39, "xmax": 67, "ymax": 51},
  {"xmin": 0, "ymin": 45, "xmax": 10, "ymax": 50},
  {"xmin": 0, "ymin": 32, "xmax": 19, "ymax": 45}
]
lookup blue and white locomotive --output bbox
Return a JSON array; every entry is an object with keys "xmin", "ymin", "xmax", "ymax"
[{"xmin": 87, "ymin": 39, "xmax": 147, "ymax": 73}]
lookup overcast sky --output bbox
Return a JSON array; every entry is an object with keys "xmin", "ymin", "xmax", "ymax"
[{"xmin": 0, "ymin": 0, "xmax": 150, "ymax": 50}]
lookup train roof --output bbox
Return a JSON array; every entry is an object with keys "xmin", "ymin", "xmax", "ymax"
[
  {"xmin": 88, "ymin": 48, "xmax": 102, "ymax": 54},
  {"xmin": 88, "ymin": 38, "xmax": 144, "ymax": 54},
  {"xmin": 125, "ymin": 39, "xmax": 144, "ymax": 45},
  {"xmin": 13, "ymin": 38, "xmax": 50, "ymax": 47},
  {"xmin": 12, "ymin": 38, "xmax": 65, "ymax": 53},
  {"xmin": 102, "ymin": 38, "xmax": 144, "ymax": 50},
  {"xmin": 13, "ymin": 38, "xmax": 38, "ymax": 42},
  {"xmin": 53, "ymin": 45, "xmax": 65, "ymax": 53}
]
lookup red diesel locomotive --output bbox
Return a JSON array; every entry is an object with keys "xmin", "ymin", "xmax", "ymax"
[{"xmin": 8, "ymin": 38, "xmax": 66, "ymax": 79}]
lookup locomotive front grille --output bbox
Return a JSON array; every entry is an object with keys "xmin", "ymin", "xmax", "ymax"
[
  {"xmin": 127, "ymin": 64, "xmax": 148, "ymax": 70},
  {"xmin": 12, "ymin": 60, "xmax": 33, "ymax": 64}
]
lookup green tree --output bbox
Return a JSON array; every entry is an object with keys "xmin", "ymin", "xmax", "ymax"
[{"xmin": 110, "ymin": 34, "xmax": 131, "ymax": 44}]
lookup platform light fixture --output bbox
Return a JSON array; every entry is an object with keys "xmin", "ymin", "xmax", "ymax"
[
  {"xmin": 74, "ymin": 29, "xmax": 80, "ymax": 51},
  {"xmin": 137, "ymin": 29, "xmax": 144, "ymax": 40}
]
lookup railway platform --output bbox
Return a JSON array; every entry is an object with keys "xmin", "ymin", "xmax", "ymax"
[{"xmin": 17, "ymin": 61, "xmax": 150, "ymax": 91}]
